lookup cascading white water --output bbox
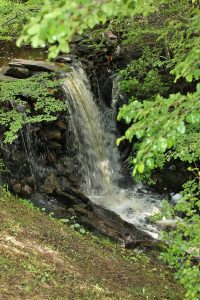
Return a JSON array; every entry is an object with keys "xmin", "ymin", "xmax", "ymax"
[
  {"xmin": 63, "ymin": 65, "xmax": 162, "ymax": 239},
  {"xmin": 62, "ymin": 66, "xmax": 116, "ymax": 197}
]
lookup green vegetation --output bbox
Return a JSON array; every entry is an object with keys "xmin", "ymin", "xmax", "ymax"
[
  {"xmin": 119, "ymin": 46, "xmax": 169, "ymax": 100},
  {"xmin": 0, "ymin": 0, "xmax": 56, "ymax": 41},
  {"xmin": 117, "ymin": 86, "xmax": 200, "ymax": 175},
  {"xmin": 0, "ymin": 73, "xmax": 66, "ymax": 143},
  {"xmin": 116, "ymin": 0, "xmax": 200, "ymax": 175},
  {"xmin": 0, "ymin": 189, "xmax": 184, "ymax": 299},
  {"xmin": 18, "ymin": 0, "xmax": 155, "ymax": 58},
  {"xmin": 154, "ymin": 171, "xmax": 200, "ymax": 300}
]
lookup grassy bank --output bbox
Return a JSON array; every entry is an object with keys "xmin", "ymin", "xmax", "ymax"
[{"xmin": 0, "ymin": 189, "xmax": 183, "ymax": 299}]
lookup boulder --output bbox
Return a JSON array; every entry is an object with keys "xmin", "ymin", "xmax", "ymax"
[
  {"xmin": 170, "ymin": 193, "xmax": 182, "ymax": 205},
  {"xmin": 1, "ymin": 66, "xmax": 30, "ymax": 78},
  {"xmin": 32, "ymin": 174, "xmax": 155, "ymax": 248}
]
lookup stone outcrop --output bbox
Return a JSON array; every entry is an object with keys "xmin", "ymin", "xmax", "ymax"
[
  {"xmin": 29, "ymin": 190, "xmax": 156, "ymax": 247},
  {"xmin": 0, "ymin": 58, "xmax": 80, "ymax": 201},
  {"xmin": 8, "ymin": 59, "xmax": 58, "ymax": 72},
  {"xmin": 73, "ymin": 200, "xmax": 157, "ymax": 248},
  {"xmin": 0, "ymin": 59, "xmax": 60, "ymax": 80}
]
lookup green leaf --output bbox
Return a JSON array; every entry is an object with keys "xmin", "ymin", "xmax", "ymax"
[
  {"xmin": 137, "ymin": 163, "xmax": 144, "ymax": 173},
  {"xmin": 79, "ymin": 228, "xmax": 86, "ymax": 234},
  {"xmin": 146, "ymin": 158, "xmax": 154, "ymax": 169},
  {"xmin": 74, "ymin": 223, "xmax": 81, "ymax": 229},
  {"xmin": 59, "ymin": 218, "xmax": 69, "ymax": 224},
  {"xmin": 116, "ymin": 136, "xmax": 125, "ymax": 146},
  {"xmin": 186, "ymin": 113, "xmax": 194, "ymax": 124},
  {"xmin": 157, "ymin": 137, "xmax": 167, "ymax": 153},
  {"xmin": 136, "ymin": 129, "xmax": 144, "ymax": 139},
  {"xmin": 125, "ymin": 127, "xmax": 134, "ymax": 142},
  {"xmin": 186, "ymin": 74, "xmax": 193, "ymax": 82},
  {"xmin": 167, "ymin": 136, "xmax": 175, "ymax": 148},
  {"xmin": 177, "ymin": 122, "xmax": 185, "ymax": 134}
]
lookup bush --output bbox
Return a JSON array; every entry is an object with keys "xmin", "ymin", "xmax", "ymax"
[
  {"xmin": 0, "ymin": 73, "xmax": 67, "ymax": 143},
  {"xmin": 160, "ymin": 174, "xmax": 200, "ymax": 300}
]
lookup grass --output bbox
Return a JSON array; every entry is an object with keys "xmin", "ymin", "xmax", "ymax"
[{"xmin": 0, "ymin": 189, "xmax": 184, "ymax": 299}]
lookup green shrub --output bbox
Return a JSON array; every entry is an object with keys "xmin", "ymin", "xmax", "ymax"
[
  {"xmin": 0, "ymin": 0, "xmax": 57, "ymax": 41},
  {"xmin": 119, "ymin": 46, "xmax": 169, "ymax": 100},
  {"xmin": 160, "ymin": 174, "xmax": 200, "ymax": 300},
  {"xmin": 0, "ymin": 73, "xmax": 67, "ymax": 143}
]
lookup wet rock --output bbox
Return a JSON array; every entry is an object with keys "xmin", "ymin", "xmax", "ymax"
[
  {"xmin": 2, "ymin": 66, "xmax": 30, "ymax": 79},
  {"xmin": 56, "ymin": 120, "xmax": 67, "ymax": 130},
  {"xmin": 40, "ymin": 173, "xmax": 87, "ymax": 206},
  {"xmin": 40, "ymin": 173, "xmax": 61, "ymax": 194},
  {"xmin": 9, "ymin": 59, "xmax": 57, "ymax": 72},
  {"xmin": 12, "ymin": 182, "xmax": 22, "ymax": 194},
  {"xmin": 170, "ymin": 193, "xmax": 182, "ymax": 205},
  {"xmin": 31, "ymin": 193, "xmax": 67, "ymax": 218},
  {"xmin": 12, "ymin": 181, "xmax": 33, "ymax": 197},
  {"xmin": 56, "ymin": 157, "xmax": 76, "ymax": 175},
  {"xmin": 55, "ymin": 188, "xmax": 89, "ymax": 207},
  {"xmin": 75, "ymin": 45, "xmax": 91, "ymax": 54},
  {"xmin": 73, "ymin": 201, "xmax": 156, "ymax": 248},
  {"xmin": 47, "ymin": 141, "xmax": 63, "ymax": 150},
  {"xmin": 40, "ymin": 128, "xmax": 62, "ymax": 140},
  {"xmin": 23, "ymin": 184, "xmax": 32, "ymax": 196},
  {"xmin": 55, "ymin": 56, "xmax": 73, "ymax": 63}
]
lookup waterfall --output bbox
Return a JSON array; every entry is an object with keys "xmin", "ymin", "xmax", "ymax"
[
  {"xmin": 63, "ymin": 65, "xmax": 162, "ymax": 239},
  {"xmin": 62, "ymin": 66, "xmax": 119, "ymax": 198}
]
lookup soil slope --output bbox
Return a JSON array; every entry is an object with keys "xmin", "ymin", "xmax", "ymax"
[{"xmin": 0, "ymin": 189, "xmax": 183, "ymax": 300}]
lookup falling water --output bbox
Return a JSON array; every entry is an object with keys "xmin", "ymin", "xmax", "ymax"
[
  {"xmin": 63, "ymin": 66, "xmax": 118, "ymax": 197},
  {"xmin": 63, "ymin": 65, "xmax": 162, "ymax": 238}
]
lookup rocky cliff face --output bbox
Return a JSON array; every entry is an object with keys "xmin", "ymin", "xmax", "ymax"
[
  {"xmin": 0, "ymin": 52, "xmax": 132, "ymax": 197},
  {"xmin": 0, "ymin": 59, "xmax": 83, "ymax": 202}
]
